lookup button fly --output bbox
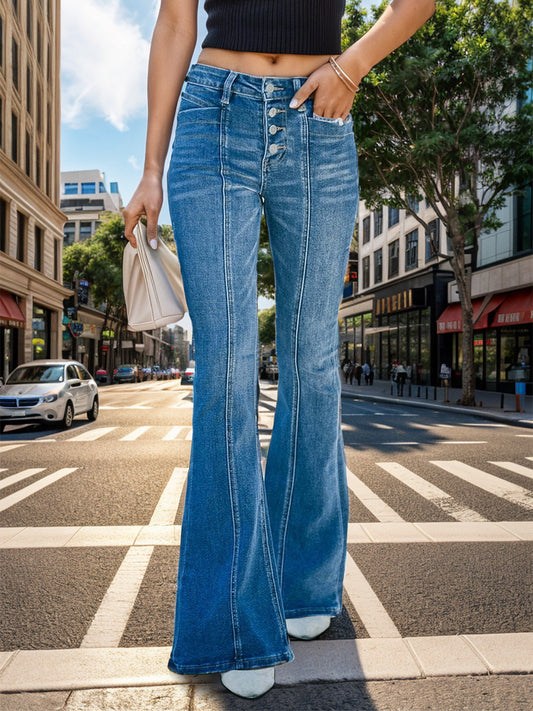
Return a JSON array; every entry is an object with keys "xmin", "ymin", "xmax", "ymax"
[
  {"xmin": 269, "ymin": 125, "xmax": 281, "ymax": 135},
  {"xmin": 265, "ymin": 82, "xmax": 275, "ymax": 94},
  {"xmin": 268, "ymin": 107, "xmax": 278, "ymax": 118},
  {"xmin": 269, "ymin": 144, "xmax": 279, "ymax": 155}
]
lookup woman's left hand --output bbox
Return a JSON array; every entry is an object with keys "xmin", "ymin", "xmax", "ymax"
[{"xmin": 289, "ymin": 59, "xmax": 359, "ymax": 121}]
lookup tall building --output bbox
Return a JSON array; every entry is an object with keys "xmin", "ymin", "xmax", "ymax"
[
  {"xmin": 60, "ymin": 169, "xmax": 123, "ymax": 244},
  {"xmin": 0, "ymin": 0, "xmax": 68, "ymax": 381}
]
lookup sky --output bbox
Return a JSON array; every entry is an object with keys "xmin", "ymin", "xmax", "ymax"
[{"xmin": 60, "ymin": 0, "xmax": 375, "ymax": 335}]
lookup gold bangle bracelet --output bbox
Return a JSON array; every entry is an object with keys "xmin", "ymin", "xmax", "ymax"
[{"xmin": 328, "ymin": 56, "xmax": 358, "ymax": 93}]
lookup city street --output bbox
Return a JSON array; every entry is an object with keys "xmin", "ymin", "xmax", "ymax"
[{"xmin": 0, "ymin": 380, "xmax": 532, "ymax": 710}]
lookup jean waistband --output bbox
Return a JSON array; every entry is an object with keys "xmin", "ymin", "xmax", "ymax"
[{"xmin": 185, "ymin": 63, "xmax": 307, "ymax": 100}]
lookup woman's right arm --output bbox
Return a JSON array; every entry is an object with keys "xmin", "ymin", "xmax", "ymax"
[{"xmin": 123, "ymin": 0, "xmax": 199, "ymax": 248}]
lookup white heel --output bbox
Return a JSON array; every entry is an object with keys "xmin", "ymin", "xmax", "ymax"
[
  {"xmin": 220, "ymin": 667, "xmax": 275, "ymax": 698},
  {"xmin": 286, "ymin": 615, "xmax": 331, "ymax": 640}
]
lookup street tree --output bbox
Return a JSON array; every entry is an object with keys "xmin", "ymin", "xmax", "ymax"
[
  {"xmin": 344, "ymin": 0, "xmax": 532, "ymax": 405},
  {"xmin": 258, "ymin": 305, "xmax": 276, "ymax": 347}
]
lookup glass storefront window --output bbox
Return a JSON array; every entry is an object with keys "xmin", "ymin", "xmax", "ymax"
[
  {"xmin": 32, "ymin": 304, "xmax": 50, "ymax": 360},
  {"xmin": 486, "ymin": 331, "xmax": 497, "ymax": 389},
  {"xmin": 398, "ymin": 312, "xmax": 408, "ymax": 364},
  {"xmin": 500, "ymin": 327, "xmax": 531, "ymax": 383},
  {"xmin": 419, "ymin": 308, "xmax": 431, "ymax": 384}
]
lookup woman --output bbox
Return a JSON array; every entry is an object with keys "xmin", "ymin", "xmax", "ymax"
[{"xmin": 124, "ymin": 0, "xmax": 435, "ymax": 699}]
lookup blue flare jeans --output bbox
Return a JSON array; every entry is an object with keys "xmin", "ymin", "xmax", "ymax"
[{"xmin": 167, "ymin": 63, "xmax": 359, "ymax": 675}]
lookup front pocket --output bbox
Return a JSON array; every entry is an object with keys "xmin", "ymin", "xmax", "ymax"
[
  {"xmin": 180, "ymin": 82, "xmax": 222, "ymax": 110},
  {"xmin": 311, "ymin": 113, "xmax": 347, "ymax": 125}
]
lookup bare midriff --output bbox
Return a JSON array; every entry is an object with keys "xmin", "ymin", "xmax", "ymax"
[{"xmin": 197, "ymin": 47, "xmax": 332, "ymax": 77}]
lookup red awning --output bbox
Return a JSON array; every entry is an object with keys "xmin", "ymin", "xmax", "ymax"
[
  {"xmin": 437, "ymin": 298, "xmax": 489, "ymax": 334},
  {"xmin": 492, "ymin": 288, "xmax": 533, "ymax": 326},
  {"xmin": 0, "ymin": 290, "xmax": 25, "ymax": 328}
]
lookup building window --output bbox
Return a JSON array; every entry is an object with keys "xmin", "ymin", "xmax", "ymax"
[
  {"xmin": 388, "ymin": 239, "xmax": 399, "ymax": 278},
  {"xmin": 25, "ymin": 129, "xmax": 30, "ymax": 175},
  {"xmin": 46, "ymin": 160, "xmax": 50, "ymax": 197},
  {"xmin": 81, "ymin": 182, "xmax": 96, "ymax": 194},
  {"xmin": 34, "ymin": 225, "xmax": 43, "ymax": 271},
  {"xmin": 388, "ymin": 207, "xmax": 399, "ymax": 227},
  {"xmin": 16, "ymin": 210, "xmax": 26, "ymax": 262},
  {"xmin": 64, "ymin": 182, "xmax": 78, "ymax": 195},
  {"xmin": 47, "ymin": 41, "xmax": 51, "ymax": 81},
  {"xmin": 11, "ymin": 111, "xmax": 18, "ymax": 163},
  {"xmin": 36, "ymin": 145, "xmax": 41, "ymax": 187},
  {"xmin": 0, "ymin": 198, "xmax": 7, "ymax": 252},
  {"xmin": 425, "ymin": 219, "xmax": 440, "ymax": 262},
  {"xmin": 0, "ymin": 98, "xmax": 2, "ymax": 148},
  {"xmin": 37, "ymin": 20, "xmax": 42, "ymax": 65},
  {"xmin": 47, "ymin": 101, "xmax": 51, "ymax": 143},
  {"xmin": 362, "ymin": 215, "xmax": 371, "ymax": 244},
  {"xmin": 63, "ymin": 222, "xmax": 75, "ymax": 245},
  {"xmin": 406, "ymin": 194, "xmax": 419, "ymax": 213},
  {"xmin": 0, "ymin": 16, "xmax": 4, "ymax": 70},
  {"xmin": 32, "ymin": 304, "xmax": 50, "ymax": 359},
  {"xmin": 26, "ymin": 63, "xmax": 31, "ymax": 113},
  {"xmin": 514, "ymin": 182, "xmax": 532, "ymax": 255},
  {"xmin": 80, "ymin": 222, "xmax": 92, "ymax": 241},
  {"xmin": 405, "ymin": 228, "xmax": 418, "ymax": 271},
  {"xmin": 26, "ymin": 0, "xmax": 32, "ymax": 41},
  {"xmin": 36, "ymin": 84, "xmax": 42, "ymax": 132},
  {"xmin": 362, "ymin": 255, "xmax": 370, "ymax": 289},
  {"xmin": 374, "ymin": 248, "xmax": 383, "ymax": 284},
  {"xmin": 54, "ymin": 238, "xmax": 61, "ymax": 281},
  {"xmin": 12, "ymin": 1, "xmax": 19, "ymax": 17},
  {"xmin": 99, "ymin": 181, "xmax": 106, "ymax": 193},
  {"xmin": 374, "ymin": 207, "xmax": 383, "ymax": 237},
  {"xmin": 12, "ymin": 38, "xmax": 19, "ymax": 90}
]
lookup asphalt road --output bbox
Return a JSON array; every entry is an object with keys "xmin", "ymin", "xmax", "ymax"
[{"xmin": 0, "ymin": 379, "xmax": 531, "ymax": 710}]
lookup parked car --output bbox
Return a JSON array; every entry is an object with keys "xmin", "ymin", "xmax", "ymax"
[
  {"xmin": 181, "ymin": 367, "xmax": 195, "ymax": 385},
  {"xmin": 0, "ymin": 359, "xmax": 99, "ymax": 432},
  {"xmin": 113, "ymin": 365, "xmax": 139, "ymax": 384},
  {"xmin": 140, "ymin": 367, "xmax": 152, "ymax": 381},
  {"xmin": 95, "ymin": 367, "xmax": 108, "ymax": 384}
]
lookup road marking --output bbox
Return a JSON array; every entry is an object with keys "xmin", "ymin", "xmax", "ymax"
[
  {"xmin": 436, "ymin": 441, "xmax": 488, "ymax": 445},
  {"xmin": 489, "ymin": 461, "xmax": 533, "ymax": 481},
  {"xmin": 162, "ymin": 426, "xmax": 186, "ymax": 441},
  {"xmin": 67, "ymin": 427, "xmax": 117, "ymax": 442},
  {"xmin": 0, "ymin": 444, "xmax": 28, "ymax": 453},
  {"xmin": 120, "ymin": 426, "xmax": 152, "ymax": 441},
  {"xmin": 377, "ymin": 462, "xmax": 487, "ymax": 522},
  {"xmin": 128, "ymin": 401, "xmax": 153, "ymax": 409},
  {"xmin": 149, "ymin": 467, "xmax": 188, "ymax": 526},
  {"xmin": 80, "ymin": 546, "xmax": 155, "ymax": 648},
  {"xmin": 0, "ymin": 468, "xmax": 46, "ymax": 492},
  {"xmin": 185, "ymin": 428, "xmax": 193, "ymax": 440},
  {"xmin": 459, "ymin": 423, "xmax": 507, "ymax": 427},
  {"xmin": 343, "ymin": 552, "xmax": 401, "ymax": 638},
  {"xmin": 373, "ymin": 423, "xmax": 394, "ymax": 430},
  {"xmin": 0, "ymin": 468, "xmax": 78, "ymax": 513},
  {"xmin": 431, "ymin": 460, "xmax": 533, "ymax": 510},
  {"xmin": 170, "ymin": 401, "xmax": 193, "ymax": 408},
  {"xmin": 382, "ymin": 442, "xmax": 419, "ymax": 446},
  {"xmin": 346, "ymin": 467, "xmax": 403, "ymax": 522},
  {"xmin": 516, "ymin": 434, "xmax": 533, "ymax": 438}
]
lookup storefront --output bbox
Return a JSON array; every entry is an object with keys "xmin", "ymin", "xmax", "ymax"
[
  {"xmin": 437, "ymin": 287, "xmax": 532, "ymax": 393},
  {"xmin": 339, "ymin": 269, "xmax": 452, "ymax": 385},
  {"xmin": 0, "ymin": 289, "xmax": 25, "ymax": 382}
]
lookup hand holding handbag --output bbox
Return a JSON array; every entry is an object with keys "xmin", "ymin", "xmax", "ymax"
[{"xmin": 122, "ymin": 222, "xmax": 188, "ymax": 331}]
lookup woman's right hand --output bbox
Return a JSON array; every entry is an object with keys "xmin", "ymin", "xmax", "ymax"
[{"xmin": 123, "ymin": 171, "xmax": 164, "ymax": 249}]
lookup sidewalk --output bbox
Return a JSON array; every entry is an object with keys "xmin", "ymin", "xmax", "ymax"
[{"xmin": 340, "ymin": 376, "xmax": 533, "ymax": 428}]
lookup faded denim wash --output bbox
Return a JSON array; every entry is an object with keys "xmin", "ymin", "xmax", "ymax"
[{"xmin": 167, "ymin": 63, "xmax": 359, "ymax": 675}]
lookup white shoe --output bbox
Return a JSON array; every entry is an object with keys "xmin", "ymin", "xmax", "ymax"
[
  {"xmin": 286, "ymin": 615, "xmax": 331, "ymax": 640},
  {"xmin": 220, "ymin": 667, "xmax": 275, "ymax": 698}
]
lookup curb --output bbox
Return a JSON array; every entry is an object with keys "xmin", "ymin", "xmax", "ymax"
[
  {"xmin": 341, "ymin": 389, "xmax": 533, "ymax": 429},
  {"xmin": 0, "ymin": 634, "xmax": 532, "ymax": 693}
]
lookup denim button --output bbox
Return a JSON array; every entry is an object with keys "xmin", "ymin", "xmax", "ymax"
[
  {"xmin": 298, "ymin": 105, "xmax": 306, "ymax": 112},
  {"xmin": 269, "ymin": 144, "xmax": 279, "ymax": 155},
  {"xmin": 268, "ymin": 107, "xmax": 278, "ymax": 118},
  {"xmin": 269, "ymin": 125, "xmax": 280, "ymax": 135},
  {"xmin": 265, "ymin": 82, "xmax": 275, "ymax": 94}
]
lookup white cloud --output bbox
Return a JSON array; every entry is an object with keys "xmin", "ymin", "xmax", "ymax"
[
  {"xmin": 61, "ymin": 0, "xmax": 150, "ymax": 131},
  {"xmin": 128, "ymin": 155, "xmax": 141, "ymax": 170}
]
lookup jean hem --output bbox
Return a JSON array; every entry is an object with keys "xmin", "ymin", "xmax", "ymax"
[
  {"xmin": 284, "ymin": 606, "xmax": 342, "ymax": 618},
  {"xmin": 167, "ymin": 649, "xmax": 294, "ymax": 676}
]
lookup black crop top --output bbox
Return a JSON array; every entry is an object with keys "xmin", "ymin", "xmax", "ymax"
[{"xmin": 202, "ymin": 0, "xmax": 346, "ymax": 55}]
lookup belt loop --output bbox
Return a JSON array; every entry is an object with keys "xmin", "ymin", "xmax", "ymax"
[{"xmin": 221, "ymin": 71, "xmax": 238, "ymax": 105}]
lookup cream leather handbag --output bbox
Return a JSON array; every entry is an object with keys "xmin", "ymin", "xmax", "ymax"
[{"xmin": 122, "ymin": 222, "xmax": 188, "ymax": 331}]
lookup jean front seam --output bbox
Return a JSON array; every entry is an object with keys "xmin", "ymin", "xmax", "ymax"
[{"xmin": 220, "ymin": 101, "xmax": 242, "ymax": 663}]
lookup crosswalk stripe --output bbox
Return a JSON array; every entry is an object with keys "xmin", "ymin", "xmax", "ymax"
[
  {"xmin": 162, "ymin": 426, "xmax": 186, "ymax": 441},
  {"xmin": 460, "ymin": 423, "xmax": 507, "ymax": 427},
  {"xmin": 489, "ymin": 461, "xmax": 533, "ymax": 481},
  {"xmin": 185, "ymin": 429, "xmax": 193, "ymax": 440},
  {"xmin": 120, "ymin": 426, "xmax": 151, "ymax": 441},
  {"xmin": 80, "ymin": 546, "xmax": 154, "ymax": 648},
  {"xmin": 67, "ymin": 428, "xmax": 117, "ymax": 442},
  {"xmin": 149, "ymin": 467, "xmax": 188, "ymax": 526},
  {"xmin": 0, "ymin": 468, "xmax": 46, "ymax": 492},
  {"xmin": 0, "ymin": 468, "xmax": 78, "ymax": 513},
  {"xmin": 0, "ymin": 444, "xmax": 28, "ymax": 453},
  {"xmin": 374, "ymin": 423, "xmax": 393, "ymax": 430},
  {"xmin": 128, "ymin": 402, "xmax": 152, "ymax": 409},
  {"xmin": 377, "ymin": 462, "xmax": 487, "ymax": 522},
  {"xmin": 346, "ymin": 467, "xmax": 403, "ymax": 522},
  {"xmin": 343, "ymin": 552, "xmax": 401, "ymax": 638},
  {"xmin": 431, "ymin": 460, "xmax": 533, "ymax": 511}
]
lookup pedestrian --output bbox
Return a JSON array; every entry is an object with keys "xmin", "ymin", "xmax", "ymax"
[
  {"xmin": 356, "ymin": 363, "xmax": 363, "ymax": 386},
  {"xmin": 349, "ymin": 362, "xmax": 355, "ymax": 385},
  {"xmin": 396, "ymin": 362, "xmax": 407, "ymax": 396},
  {"xmin": 123, "ymin": 0, "xmax": 435, "ymax": 699},
  {"xmin": 343, "ymin": 359, "xmax": 352, "ymax": 383},
  {"xmin": 369, "ymin": 364, "xmax": 375, "ymax": 386},
  {"xmin": 362, "ymin": 361, "xmax": 370, "ymax": 384}
]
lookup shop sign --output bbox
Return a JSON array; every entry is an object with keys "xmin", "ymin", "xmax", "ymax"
[
  {"xmin": 375, "ymin": 289, "xmax": 414, "ymax": 316},
  {"xmin": 68, "ymin": 321, "xmax": 84, "ymax": 337},
  {"xmin": 102, "ymin": 330, "xmax": 114, "ymax": 338},
  {"xmin": 122, "ymin": 340, "xmax": 134, "ymax": 349}
]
